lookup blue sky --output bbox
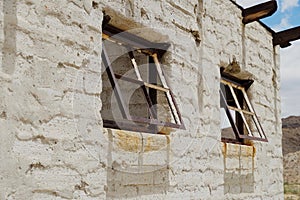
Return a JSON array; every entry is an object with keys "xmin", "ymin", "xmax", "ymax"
[
  {"xmin": 261, "ymin": 0, "xmax": 300, "ymax": 31},
  {"xmin": 237, "ymin": 0, "xmax": 300, "ymax": 117}
]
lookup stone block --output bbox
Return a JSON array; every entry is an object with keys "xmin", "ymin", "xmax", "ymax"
[{"xmin": 0, "ymin": 0, "xmax": 283, "ymax": 199}]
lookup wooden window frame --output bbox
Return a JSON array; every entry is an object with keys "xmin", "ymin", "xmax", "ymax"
[
  {"xmin": 101, "ymin": 24, "xmax": 185, "ymax": 134},
  {"xmin": 220, "ymin": 72, "xmax": 268, "ymax": 143}
]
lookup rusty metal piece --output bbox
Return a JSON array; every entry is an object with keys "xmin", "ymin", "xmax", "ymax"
[
  {"xmin": 101, "ymin": 44, "xmax": 130, "ymax": 119},
  {"xmin": 220, "ymin": 90, "xmax": 242, "ymax": 142}
]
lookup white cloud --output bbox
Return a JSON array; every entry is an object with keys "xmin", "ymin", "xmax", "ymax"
[
  {"xmin": 280, "ymin": 40, "xmax": 300, "ymax": 117},
  {"xmin": 236, "ymin": 0, "xmax": 299, "ymax": 12},
  {"xmin": 281, "ymin": 0, "xmax": 299, "ymax": 12},
  {"xmin": 272, "ymin": 16, "xmax": 291, "ymax": 31},
  {"xmin": 236, "ymin": 0, "xmax": 269, "ymax": 8}
]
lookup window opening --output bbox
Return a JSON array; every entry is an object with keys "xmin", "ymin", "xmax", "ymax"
[
  {"xmin": 101, "ymin": 24, "xmax": 185, "ymax": 134},
  {"xmin": 220, "ymin": 73, "xmax": 267, "ymax": 143}
]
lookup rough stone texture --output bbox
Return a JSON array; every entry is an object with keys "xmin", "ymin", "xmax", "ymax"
[{"xmin": 0, "ymin": 0, "xmax": 283, "ymax": 199}]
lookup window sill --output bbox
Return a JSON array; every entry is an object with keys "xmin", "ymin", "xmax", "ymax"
[
  {"xmin": 222, "ymin": 142, "xmax": 256, "ymax": 158},
  {"xmin": 103, "ymin": 119, "xmax": 175, "ymax": 135},
  {"xmin": 104, "ymin": 128, "xmax": 170, "ymax": 169}
]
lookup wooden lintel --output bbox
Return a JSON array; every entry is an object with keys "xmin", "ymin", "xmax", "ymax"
[
  {"xmin": 103, "ymin": 23, "xmax": 170, "ymax": 57},
  {"xmin": 242, "ymin": 0, "xmax": 277, "ymax": 24},
  {"xmin": 273, "ymin": 26, "xmax": 300, "ymax": 48}
]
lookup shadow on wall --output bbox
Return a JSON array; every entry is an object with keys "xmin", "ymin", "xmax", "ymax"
[
  {"xmin": 2, "ymin": 0, "xmax": 17, "ymax": 74},
  {"xmin": 223, "ymin": 143, "xmax": 255, "ymax": 194},
  {"xmin": 106, "ymin": 129, "xmax": 170, "ymax": 198}
]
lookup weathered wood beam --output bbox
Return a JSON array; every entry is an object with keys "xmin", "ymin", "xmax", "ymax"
[
  {"xmin": 103, "ymin": 23, "xmax": 170, "ymax": 57},
  {"xmin": 273, "ymin": 26, "xmax": 300, "ymax": 48},
  {"xmin": 242, "ymin": 0, "xmax": 277, "ymax": 24}
]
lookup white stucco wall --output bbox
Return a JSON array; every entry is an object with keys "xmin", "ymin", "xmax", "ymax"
[{"xmin": 0, "ymin": 0, "xmax": 283, "ymax": 199}]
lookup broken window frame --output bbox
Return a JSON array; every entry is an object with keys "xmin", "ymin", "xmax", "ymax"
[
  {"xmin": 101, "ymin": 23, "xmax": 185, "ymax": 134},
  {"xmin": 220, "ymin": 72, "xmax": 268, "ymax": 143}
]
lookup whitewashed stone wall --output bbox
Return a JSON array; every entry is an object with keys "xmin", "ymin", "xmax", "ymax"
[{"xmin": 0, "ymin": 0, "xmax": 283, "ymax": 199}]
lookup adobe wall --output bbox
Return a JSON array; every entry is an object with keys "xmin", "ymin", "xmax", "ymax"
[{"xmin": 0, "ymin": 0, "xmax": 283, "ymax": 199}]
